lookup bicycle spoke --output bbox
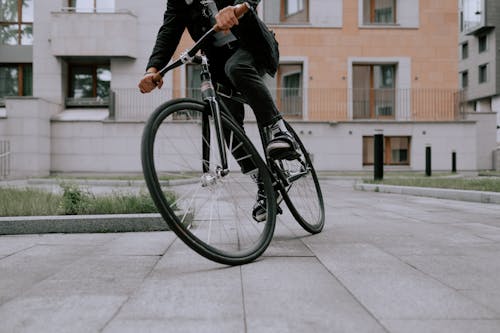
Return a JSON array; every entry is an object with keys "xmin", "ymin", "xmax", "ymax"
[{"xmin": 142, "ymin": 102, "xmax": 276, "ymax": 264}]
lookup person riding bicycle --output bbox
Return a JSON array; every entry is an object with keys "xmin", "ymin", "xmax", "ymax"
[{"xmin": 138, "ymin": 0, "xmax": 297, "ymax": 222}]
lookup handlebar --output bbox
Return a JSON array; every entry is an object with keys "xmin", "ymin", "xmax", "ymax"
[{"xmin": 152, "ymin": 3, "xmax": 250, "ymax": 83}]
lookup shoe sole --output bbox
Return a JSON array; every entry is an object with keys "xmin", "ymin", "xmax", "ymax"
[
  {"xmin": 267, "ymin": 148, "xmax": 301, "ymax": 161},
  {"xmin": 252, "ymin": 190, "xmax": 285, "ymax": 223}
]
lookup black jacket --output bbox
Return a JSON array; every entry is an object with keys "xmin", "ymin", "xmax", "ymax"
[
  {"xmin": 147, "ymin": 0, "xmax": 259, "ymax": 69},
  {"xmin": 146, "ymin": 0, "xmax": 278, "ymax": 76}
]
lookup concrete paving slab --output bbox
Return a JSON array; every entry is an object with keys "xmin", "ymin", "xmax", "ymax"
[
  {"xmin": 0, "ymin": 179, "xmax": 500, "ymax": 332},
  {"xmin": 381, "ymin": 319, "xmax": 500, "ymax": 333},
  {"xmin": 462, "ymin": 290, "xmax": 500, "ymax": 315},
  {"xmin": 399, "ymin": 254, "xmax": 500, "ymax": 291},
  {"xmin": 241, "ymin": 257, "xmax": 387, "ymax": 333},
  {"xmin": 99, "ymin": 231, "xmax": 176, "ymax": 256},
  {"xmin": 0, "ymin": 295, "xmax": 127, "ymax": 333},
  {"xmin": 305, "ymin": 241, "xmax": 499, "ymax": 320},
  {"xmin": 105, "ymin": 241, "xmax": 245, "ymax": 333}
]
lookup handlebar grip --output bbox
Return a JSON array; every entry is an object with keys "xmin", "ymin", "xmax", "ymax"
[{"xmin": 214, "ymin": 2, "xmax": 250, "ymax": 32}]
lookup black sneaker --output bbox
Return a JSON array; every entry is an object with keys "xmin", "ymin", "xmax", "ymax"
[
  {"xmin": 252, "ymin": 189, "xmax": 283, "ymax": 223},
  {"xmin": 266, "ymin": 131, "xmax": 300, "ymax": 161}
]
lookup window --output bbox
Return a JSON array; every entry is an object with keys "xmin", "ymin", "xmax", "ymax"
[
  {"xmin": 277, "ymin": 64, "xmax": 303, "ymax": 118},
  {"xmin": 0, "ymin": 0, "xmax": 33, "ymax": 45},
  {"xmin": 363, "ymin": 0, "xmax": 396, "ymax": 25},
  {"xmin": 478, "ymin": 34, "xmax": 487, "ymax": 53},
  {"xmin": 285, "ymin": 0, "xmax": 304, "ymax": 16},
  {"xmin": 461, "ymin": 71, "xmax": 468, "ymax": 89},
  {"xmin": 68, "ymin": 0, "xmax": 115, "ymax": 13},
  {"xmin": 264, "ymin": 0, "xmax": 308, "ymax": 24},
  {"xmin": 353, "ymin": 64, "xmax": 396, "ymax": 119},
  {"xmin": 461, "ymin": 42, "xmax": 468, "ymax": 59},
  {"xmin": 0, "ymin": 63, "xmax": 32, "ymax": 105},
  {"xmin": 67, "ymin": 63, "xmax": 111, "ymax": 107},
  {"xmin": 363, "ymin": 136, "xmax": 411, "ymax": 165},
  {"xmin": 460, "ymin": 0, "xmax": 483, "ymax": 33},
  {"xmin": 478, "ymin": 63, "xmax": 487, "ymax": 84}
]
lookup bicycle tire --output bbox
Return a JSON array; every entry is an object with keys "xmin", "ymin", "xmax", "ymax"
[
  {"xmin": 142, "ymin": 98, "xmax": 277, "ymax": 265},
  {"xmin": 273, "ymin": 122, "xmax": 325, "ymax": 234}
]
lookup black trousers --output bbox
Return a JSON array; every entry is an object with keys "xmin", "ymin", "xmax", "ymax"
[
  {"xmin": 207, "ymin": 45, "xmax": 281, "ymax": 128},
  {"xmin": 206, "ymin": 45, "xmax": 280, "ymax": 173}
]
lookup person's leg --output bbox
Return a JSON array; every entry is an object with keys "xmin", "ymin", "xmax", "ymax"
[
  {"xmin": 224, "ymin": 48, "xmax": 279, "ymax": 127},
  {"xmin": 224, "ymin": 48, "xmax": 298, "ymax": 160},
  {"xmin": 219, "ymin": 96, "xmax": 258, "ymax": 174}
]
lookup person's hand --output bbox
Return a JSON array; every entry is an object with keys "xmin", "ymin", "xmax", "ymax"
[
  {"xmin": 215, "ymin": 5, "xmax": 239, "ymax": 34},
  {"xmin": 138, "ymin": 70, "xmax": 163, "ymax": 94}
]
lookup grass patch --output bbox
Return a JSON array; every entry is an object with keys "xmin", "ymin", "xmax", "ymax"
[
  {"xmin": 0, "ymin": 188, "xmax": 61, "ymax": 217},
  {"xmin": 364, "ymin": 177, "xmax": 500, "ymax": 193},
  {"xmin": 0, "ymin": 183, "xmax": 167, "ymax": 217}
]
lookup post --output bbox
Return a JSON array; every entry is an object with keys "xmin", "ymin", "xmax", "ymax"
[
  {"xmin": 374, "ymin": 129, "xmax": 384, "ymax": 180},
  {"xmin": 425, "ymin": 145, "xmax": 432, "ymax": 177},
  {"xmin": 451, "ymin": 150, "xmax": 457, "ymax": 173}
]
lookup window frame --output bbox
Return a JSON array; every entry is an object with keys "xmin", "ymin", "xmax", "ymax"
[
  {"xmin": 461, "ymin": 42, "xmax": 469, "ymax": 59},
  {"xmin": 363, "ymin": 135, "xmax": 411, "ymax": 166},
  {"xmin": 0, "ymin": 63, "xmax": 32, "ymax": 105},
  {"xmin": 66, "ymin": 62, "xmax": 111, "ymax": 107},
  {"xmin": 280, "ymin": 0, "xmax": 309, "ymax": 24},
  {"xmin": 67, "ymin": 0, "xmax": 115, "ymax": 13},
  {"xmin": 0, "ymin": 0, "xmax": 33, "ymax": 45},
  {"xmin": 185, "ymin": 63, "xmax": 202, "ymax": 100},
  {"xmin": 461, "ymin": 70, "xmax": 468, "ymax": 89},
  {"xmin": 352, "ymin": 63, "xmax": 397, "ymax": 120},
  {"xmin": 363, "ymin": 0, "xmax": 397, "ymax": 25},
  {"xmin": 478, "ymin": 63, "xmax": 488, "ymax": 84},
  {"xmin": 276, "ymin": 63, "xmax": 304, "ymax": 118},
  {"xmin": 478, "ymin": 34, "xmax": 487, "ymax": 53}
]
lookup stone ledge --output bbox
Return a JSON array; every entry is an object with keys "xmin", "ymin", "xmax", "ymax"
[
  {"xmin": 0, "ymin": 214, "xmax": 168, "ymax": 235},
  {"xmin": 354, "ymin": 183, "xmax": 500, "ymax": 204}
]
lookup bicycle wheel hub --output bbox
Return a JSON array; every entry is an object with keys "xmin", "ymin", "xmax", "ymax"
[{"xmin": 200, "ymin": 172, "xmax": 218, "ymax": 187}]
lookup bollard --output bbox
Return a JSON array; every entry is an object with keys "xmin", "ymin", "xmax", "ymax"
[
  {"xmin": 425, "ymin": 145, "xmax": 432, "ymax": 177},
  {"xmin": 452, "ymin": 151, "xmax": 457, "ymax": 173},
  {"xmin": 374, "ymin": 130, "xmax": 384, "ymax": 180}
]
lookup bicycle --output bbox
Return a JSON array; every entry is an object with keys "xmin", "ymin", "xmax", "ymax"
[{"xmin": 141, "ymin": 5, "xmax": 324, "ymax": 265}]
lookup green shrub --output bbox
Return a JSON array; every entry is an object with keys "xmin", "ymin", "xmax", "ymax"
[{"xmin": 59, "ymin": 182, "xmax": 93, "ymax": 215}]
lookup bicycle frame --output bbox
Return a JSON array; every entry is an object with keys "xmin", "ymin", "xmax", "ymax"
[{"xmin": 198, "ymin": 55, "xmax": 230, "ymax": 176}]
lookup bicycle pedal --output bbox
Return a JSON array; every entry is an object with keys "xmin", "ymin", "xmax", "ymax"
[{"xmin": 269, "ymin": 149, "xmax": 301, "ymax": 161}]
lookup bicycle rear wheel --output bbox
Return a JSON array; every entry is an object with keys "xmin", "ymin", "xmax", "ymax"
[
  {"xmin": 273, "ymin": 123, "xmax": 325, "ymax": 234},
  {"xmin": 142, "ymin": 99, "xmax": 276, "ymax": 265}
]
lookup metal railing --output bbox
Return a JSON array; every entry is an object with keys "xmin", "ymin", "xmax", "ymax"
[
  {"xmin": 60, "ymin": 7, "xmax": 120, "ymax": 14},
  {"xmin": 111, "ymin": 87, "xmax": 466, "ymax": 122},
  {"xmin": 65, "ymin": 97, "xmax": 110, "ymax": 108},
  {"xmin": 0, "ymin": 140, "xmax": 10, "ymax": 180}
]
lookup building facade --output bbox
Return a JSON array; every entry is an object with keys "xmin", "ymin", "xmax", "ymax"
[
  {"xmin": 459, "ymin": 0, "xmax": 500, "ymax": 142},
  {"xmin": 0, "ymin": 0, "xmax": 498, "ymax": 178}
]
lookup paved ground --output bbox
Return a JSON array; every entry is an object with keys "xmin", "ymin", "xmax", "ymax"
[{"xmin": 1, "ymin": 179, "xmax": 500, "ymax": 332}]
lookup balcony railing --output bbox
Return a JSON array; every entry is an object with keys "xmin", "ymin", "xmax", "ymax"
[
  {"xmin": 110, "ymin": 87, "xmax": 465, "ymax": 122},
  {"xmin": 66, "ymin": 97, "xmax": 110, "ymax": 108}
]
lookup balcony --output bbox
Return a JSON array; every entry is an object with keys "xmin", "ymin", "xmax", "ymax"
[
  {"xmin": 50, "ymin": 9, "xmax": 137, "ymax": 58},
  {"xmin": 110, "ymin": 88, "xmax": 465, "ymax": 122}
]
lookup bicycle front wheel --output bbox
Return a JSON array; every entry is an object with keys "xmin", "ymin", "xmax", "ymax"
[
  {"xmin": 142, "ymin": 99, "xmax": 276, "ymax": 265},
  {"xmin": 274, "ymin": 123, "xmax": 325, "ymax": 234}
]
